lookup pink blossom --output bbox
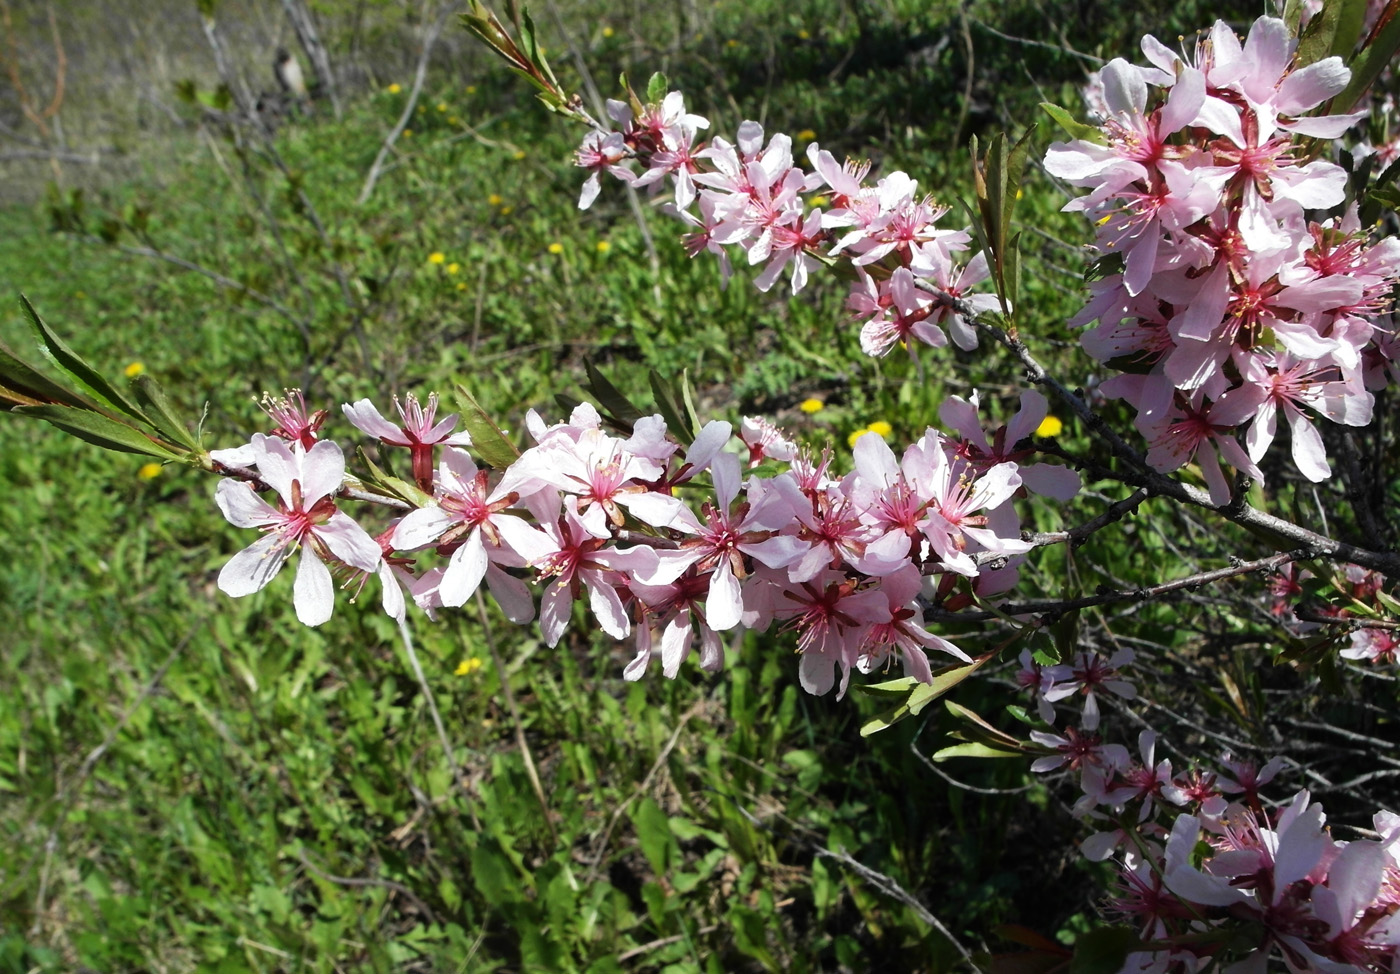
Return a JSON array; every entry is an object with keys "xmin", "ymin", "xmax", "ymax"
[{"xmin": 215, "ymin": 435, "xmax": 381, "ymax": 626}]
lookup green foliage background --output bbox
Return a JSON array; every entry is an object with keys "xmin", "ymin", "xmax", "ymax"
[{"xmin": 2, "ymin": 0, "xmax": 1380, "ymax": 971}]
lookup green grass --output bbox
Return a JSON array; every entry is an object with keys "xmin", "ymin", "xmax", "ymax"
[{"xmin": 0, "ymin": 0, "xmax": 1390, "ymax": 970}]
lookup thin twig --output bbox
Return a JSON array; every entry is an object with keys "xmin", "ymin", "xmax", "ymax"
[
  {"xmin": 474, "ymin": 590, "xmax": 557, "ymax": 844},
  {"xmin": 298, "ymin": 848, "xmax": 439, "ymax": 923},
  {"xmin": 927, "ymin": 549, "xmax": 1314, "ymax": 625},
  {"xmin": 395, "ymin": 616, "xmax": 482, "ymax": 830},
  {"xmin": 815, "ymin": 848, "xmax": 981, "ymax": 971},
  {"xmin": 357, "ymin": 1, "xmax": 459, "ymax": 205}
]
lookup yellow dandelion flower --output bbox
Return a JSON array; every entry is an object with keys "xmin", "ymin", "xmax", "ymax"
[
  {"xmin": 797, "ymin": 128, "xmax": 816, "ymax": 141},
  {"xmin": 810, "ymin": 195, "xmax": 828, "ymax": 207},
  {"xmin": 137, "ymin": 462, "xmax": 162, "ymax": 480},
  {"xmin": 449, "ymin": 116, "xmax": 460, "ymax": 125},
  {"xmin": 547, "ymin": 242, "xmax": 564, "ymax": 255},
  {"xmin": 602, "ymin": 26, "xmax": 614, "ymax": 37},
  {"xmin": 512, "ymin": 149, "xmax": 526, "ymax": 160},
  {"xmin": 1036, "ymin": 415, "xmax": 1064, "ymax": 437},
  {"xmin": 799, "ymin": 397, "xmax": 824, "ymax": 413},
  {"xmin": 466, "ymin": 85, "xmax": 477, "ymax": 94},
  {"xmin": 436, "ymin": 101, "xmax": 447, "ymax": 112},
  {"xmin": 428, "ymin": 251, "xmax": 446, "ymax": 265},
  {"xmin": 457, "ymin": 282, "xmax": 468, "ymax": 291},
  {"xmin": 500, "ymin": 205, "xmax": 514, "ymax": 216},
  {"xmin": 798, "ymin": 28, "xmax": 810, "ymax": 39},
  {"xmin": 446, "ymin": 262, "xmax": 460, "ymax": 275},
  {"xmin": 848, "ymin": 428, "xmax": 873, "ymax": 448},
  {"xmin": 402, "ymin": 128, "xmax": 412, "ymax": 138},
  {"xmin": 124, "ymin": 361, "xmax": 146, "ymax": 378},
  {"xmin": 727, "ymin": 38, "xmax": 739, "ymax": 47},
  {"xmin": 596, "ymin": 240, "xmax": 611, "ymax": 253},
  {"xmin": 387, "ymin": 83, "xmax": 402, "ymax": 94},
  {"xmin": 417, "ymin": 104, "xmax": 426, "ymax": 114},
  {"xmin": 867, "ymin": 420, "xmax": 892, "ymax": 438},
  {"xmin": 487, "ymin": 193, "xmax": 504, "ymax": 206},
  {"xmin": 455, "ymin": 658, "xmax": 483, "ymax": 676}
]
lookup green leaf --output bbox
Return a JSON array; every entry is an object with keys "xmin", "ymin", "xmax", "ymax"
[
  {"xmin": 944, "ymin": 700, "xmax": 1027, "ymax": 750},
  {"xmin": 21, "ymin": 296, "xmax": 153, "ymax": 426},
  {"xmin": 454, "ymin": 385, "xmax": 520, "ymax": 469},
  {"xmin": 0, "ymin": 340, "xmax": 91, "ymax": 409},
  {"xmin": 584, "ymin": 359, "xmax": 645, "ymax": 432},
  {"xmin": 631, "ymin": 797, "xmax": 672, "ymax": 875},
  {"xmin": 1282, "ymin": 0, "xmax": 1305, "ymax": 35},
  {"xmin": 1003, "ymin": 231, "xmax": 1022, "ymax": 318},
  {"xmin": 858, "ymin": 651, "xmax": 994, "ymax": 736},
  {"xmin": 1068, "ymin": 927, "xmax": 1142, "ymax": 974},
  {"xmin": 354, "ymin": 447, "xmax": 432, "ymax": 509},
  {"xmin": 1332, "ymin": 7, "xmax": 1400, "ymax": 113},
  {"xmin": 130, "ymin": 374, "xmax": 200, "ymax": 450},
  {"xmin": 13, "ymin": 405, "xmax": 183, "ymax": 459},
  {"xmin": 1039, "ymin": 102, "xmax": 1105, "ymax": 144},
  {"xmin": 931, "ymin": 742, "xmax": 1022, "ymax": 761},
  {"xmin": 645, "ymin": 72, "xmax": 669, "ymax": 105},
  {"xmin": 649, "ymin": 370, "xmax": 696, "ymax": 442},
  {"xmin": 1297, "ymin": 0, "xmax": 1367, "ymax": 66}
]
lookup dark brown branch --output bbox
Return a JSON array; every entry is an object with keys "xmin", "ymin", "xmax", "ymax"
[{"xmin": 926, "ymin": 549, "xmax": 1313, "ymax": 625}]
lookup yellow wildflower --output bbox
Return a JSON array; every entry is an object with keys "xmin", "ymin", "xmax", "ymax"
[
  {"xmin": 455, "ymin": 658, "xmax": 483, "ymax": 676},
  {"xmin": 602, "ymin": 26, "xmax": 614, "ymax": 37},
  {"xmin": 867, "ymin": 420, "xmax": 892, "ymax": 438},
  {"xmin": 402, "ymin": 128, "xmax": 412, "ymax": 138},
  {"xmin": 487, "ymin": 193, "xmax": 504, "ymax": 206},
  {"xmin": 387, "ymin": 83, "xmax": 402, "ymax": 94},
  {"xmin": 124, "ymin": 361, "xmax": 146, "ymax": 378},
  {"xmin": 500, "ymin": 205, "xmax": 514, "ymax": 216},
  {"xmin": 447, "ymin": 262, "xmax": 460, "ymax": 275},
  {"xmin": 466, "ymin": 85, "xmax": 477, "ymax": 94},
  {"xmin": 428, "ymin": 251, "xmax": 446, "ymax": 265},
  {"xmin": 436, "ymin": 101, "xmax": 447, "ymax": 112},
  {"xmin": 512, "ymin": 149, "xmax": 526, "ymax": 160},
  {"xmin": 810, "ymin": 195, "xmax": 828, "ymax": 207},
  {"xmin": 797, "ymin": 128, "xmax": 816, "ymax": 141},
  {"xmin": 547, "ymin": 242, "xmax": 564, "ymax": 255},
  {"xmin": 1036, "ymin": 415, "xmax": 1064, "ymax": 437},
  {"xmin": 798, "ymin": 28, "xmax": 811, "ymax": 39},
  {"xmin": 137, "ymin": 462, "xmax": 162, "ymax": 480},
  {"xmin": 847, "ymin": 428, "xmax": 873, "ymax": 448},
  {"xmin": 799, "ymin": 397, "xmax": 824, "ymax": 413},
  {"xmin": 596, "ymin": 240, "xmax": 611, "ymax": 253}
]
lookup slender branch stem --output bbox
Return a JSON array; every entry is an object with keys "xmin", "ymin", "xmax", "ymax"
[{"xmin": 926, "ymin": 549, "xmax": 1314, "ymax": 625}]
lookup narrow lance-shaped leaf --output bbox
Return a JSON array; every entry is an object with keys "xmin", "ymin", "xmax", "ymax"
[
  {"xmin": 584, "ymin": 359, "xmax": 645, "ymax": 432},
  {"xmin": 453, "ymin": 385, "xmax": 521, "ymax": 470},
  {"xmin": 21, "ymin": 295, "xmax": 153, "ymax": 426},
  {"xmin": 649, "ymin": 370, "xmax": 697, "ymax": 443},
  {"xmin": 130, "ymin": 374, "xmax": 201, "ymax": 451},
  {"xmin": 14, "ymin": 404, "xmax": 185, "ymax": 459},
  {"xmin": 857, "ymin": 650, "xmax": 995, "ymax": 736},
  {"xmin": 1332, "ymin": 5, "xmax": 1400, "ymax": 114},
  {"xmin": 0, "ymin": 339, "xmax": 93, "ymax": 410},
  {"xmin": 1040, "ymin": 102, "xmax": 1106, "ymax": 144}
]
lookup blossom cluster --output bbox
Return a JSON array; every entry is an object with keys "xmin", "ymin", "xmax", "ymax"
[
  {"xmin": 210, "ymin": 388, "xmax": 1079, "ymax": 697},
  {"xmin": 1048, "ymin": 16, "xmax": 1400, "ymax": 503},
  {"xmin": 1015, "ymin": 645, "xmax": 1400, "ymax": 971},
  {"xmin": 574, "ymin": 92, "xmax": 999, "ymax": 359}
]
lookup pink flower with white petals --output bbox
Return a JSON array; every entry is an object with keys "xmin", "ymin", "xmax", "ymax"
[
  {"xmin": 774, "ymin": 569, "xmax": 890, "ymax": 698},
  {"xmin": 392, "ymin": 448, "xmax": 544, "ymax": 609},
  {"xmin": 511, "ymin": 495, "xmax": 659, "ymax": 647},
  {"xmin": 343, "ymin": 393, "xmax": 472, "ymax": 491},
  {"xmin": 215, "ymin": 435, "xmax": 382, "ymax": 626}
]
